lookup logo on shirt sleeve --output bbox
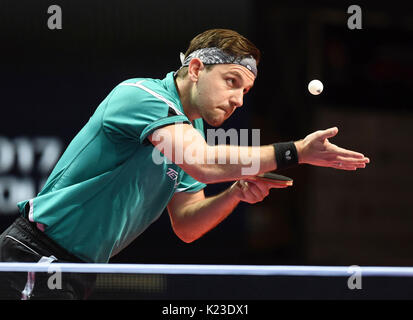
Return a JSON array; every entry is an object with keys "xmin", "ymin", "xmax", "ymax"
[
  {"xmin": 166, "ymin": 168, "xmax": 178, "ymax": 180},
  {"xmin": 166, "ymin": 168, "xmax": 179, "ymax": 188}
]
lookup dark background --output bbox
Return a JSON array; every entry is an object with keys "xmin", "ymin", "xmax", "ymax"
[{"xmin": 1, "ymin": 0, "xmax": 412, "ymax": 267}]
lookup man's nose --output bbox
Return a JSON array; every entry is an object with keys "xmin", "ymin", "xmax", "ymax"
[{"xmin": 230, "ymin": 90, "xmax": 244, "ymax": 108}]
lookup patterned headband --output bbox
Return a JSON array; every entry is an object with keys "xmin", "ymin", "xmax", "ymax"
[{"xmin": 175, "ymin": 47, "xmax": 258, "ymax": 77}]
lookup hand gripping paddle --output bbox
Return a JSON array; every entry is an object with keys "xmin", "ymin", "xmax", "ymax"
[{"xmin": 255, "ymin": 172, "xmax": 293, "ymax": 187}]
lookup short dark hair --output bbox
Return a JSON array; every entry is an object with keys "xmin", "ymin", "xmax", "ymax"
[{"xmin": 176, "ymin": 29, "xmax": 260, "ymax": 78}]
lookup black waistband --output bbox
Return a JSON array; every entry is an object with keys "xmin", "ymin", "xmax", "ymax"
[{"xmin": 13, "ymin": 216, "xmax": 85, "ymax": 263}]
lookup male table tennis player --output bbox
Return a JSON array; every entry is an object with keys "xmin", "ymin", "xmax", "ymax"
[{"xmin": 0, "ymin": 29, "xmax": 369, "ymax": 299}]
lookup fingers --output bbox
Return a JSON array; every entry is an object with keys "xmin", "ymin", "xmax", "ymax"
[
  {"xmin": 330, "ymin": 157, "xmax": 369, "ymax": 170},
  {"xmin": 320, "ymin": 141, "xmax": 370, "ymax": 170},
  {"xmin": 238, "ymin": 180, "xmax": 273, "ymax": 204},
  {"xmin": 245, "ymin": 176, "xmax": 291, "ymax": 189},
  {"xmin": 335, "ymin": 155, "xmax": 369, "ymax": 164},
  {"xmin": 330, "ymin": 163, "xmax": 363, "ymax": 170},
  {"xmin": 323, "ymin": 146, "xmax": 370, "ymax": 170},
  {"xmin": 322, "ymin": 159, "xmax": 368, "ymax": 171},
  {"xmin": 239, "ymin": 178, "xmax": 292, "ymax": 204},
  {"xmin": 246, "ymin": 180, "xmax": 269, "ymax": 198},
  {"xmin": 318, "ymin": 127, "xmax": 339, "ymax": 140},
  {"xmin": 330, "ymin": 144, "xmax": 369, "ymax": 161},
  {"xmin": 266, "ymin": 183, "xmax": 292, "ymax": 189}
]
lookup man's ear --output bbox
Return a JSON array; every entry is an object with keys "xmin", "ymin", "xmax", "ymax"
[{"xmin": 187, "ymin": 58, "xmax": 204, "ymax": 82}]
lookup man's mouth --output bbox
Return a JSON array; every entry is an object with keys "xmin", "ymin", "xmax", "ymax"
[{"xmin": 217, "ymin": 106, "xmax": 228, "ymax": 115}]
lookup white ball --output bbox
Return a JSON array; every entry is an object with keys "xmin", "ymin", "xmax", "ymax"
[{"xmin": 308, "ymin": 79, "xmax": 323, "ymax": 95}]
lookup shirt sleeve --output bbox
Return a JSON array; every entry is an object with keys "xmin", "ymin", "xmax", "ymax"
[
  {"xmin": 175, "ymin": 171, "xmax": 207, "ymax": 193},
  {"xmin": 175, "ymin": 117, "xmax": 207, "ymax": 193},
  {"xmin": 102, "ymin": 81, "xmax": 191, "ymax": 144}
]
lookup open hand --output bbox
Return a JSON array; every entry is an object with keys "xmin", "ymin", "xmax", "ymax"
[{"xmin": 295, "ymin": 127, "xmax": 370, "ymax": 170}]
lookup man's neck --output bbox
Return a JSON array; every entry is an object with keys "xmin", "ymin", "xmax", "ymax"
[{"xmin": 174, "ymin": 76, "xmax": 199, "ymax": 121}]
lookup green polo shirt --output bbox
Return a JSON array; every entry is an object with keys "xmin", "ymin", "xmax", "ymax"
[{"xmin": 17, "ymin": 72, "xmax": 206, "ymax": 263}]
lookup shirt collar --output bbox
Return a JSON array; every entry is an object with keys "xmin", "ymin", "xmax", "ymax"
[{"xmin": 162, "ymin": 72, "xmax": 185, "ymax": 114}]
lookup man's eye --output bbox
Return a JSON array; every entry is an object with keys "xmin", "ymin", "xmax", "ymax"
[{"xmin": 226, "ymin": 78, "xmax": 235, "ymax": 86}]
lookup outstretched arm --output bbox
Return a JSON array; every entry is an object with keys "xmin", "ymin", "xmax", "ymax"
[
  {"xmin": 149, "ymin": 124, "xmax": 370, "ymax": 184},
  {"xmin": 162, "ymin": 125, "xmax": 370, "ymax": 243}
]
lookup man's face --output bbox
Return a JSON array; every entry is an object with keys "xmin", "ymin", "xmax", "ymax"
[{"xmin": 192, "ymin": 63, "xmax": 255, "ymax": 127}]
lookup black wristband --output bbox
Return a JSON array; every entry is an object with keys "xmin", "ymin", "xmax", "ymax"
[{"xmin": 273, "ymin": 141, "xmax": 299, "ymax": 170}]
